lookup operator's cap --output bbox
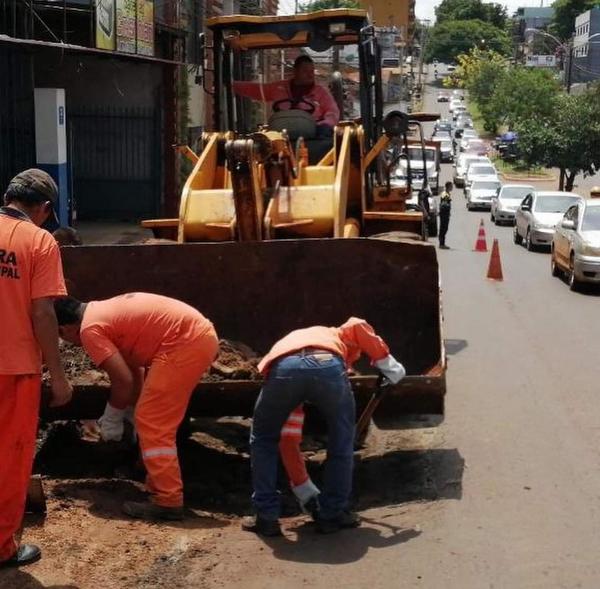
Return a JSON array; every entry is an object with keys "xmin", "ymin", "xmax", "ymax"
[{"xmin": 7, "ymin": 168, "xmax": 59, "ymax": 223}]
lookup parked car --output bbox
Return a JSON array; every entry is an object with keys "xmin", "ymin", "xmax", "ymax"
[
  {"xmin": 437, "ymin": 91, "xmax": 450, "ymax": 103},
  {"xmin": 513, "ymin": 191, "xmax": 583, "ymax": 251},
  {"xmin": 466, "ymin": 179, "xmax": 502, "ymax": 210},
  {"xmin": 551, "ymin": 199, "xmax": 600, "ymax": 290},
  {"xmin": 464, "ymin": 162, "xmax": 498, "ymax": 189},
  {"xmin": 453, "ymin": 154, "xmax": 490, "ymax": 187},
  {"xmin": 432, "ymin": 137, "xmax": 454, "ymax": 162},
  {"xmin": 490, "ymin": 184, "xmax": 535, "ymax": 225}
]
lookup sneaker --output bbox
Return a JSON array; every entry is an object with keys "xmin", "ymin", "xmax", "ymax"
[
  {"xmin": 316, "ymin": 510, "xmax": 360, "ymax": 534},
  {"xmin": 122, "ymin": 501, "xmax": 184, "ymax": 521},
  {"xmin": 0, "ymin": 544, "xmax": 42, "ymax": 568},
  {"xmin": 241, "ymin": 515, "xmax": 283, "ymax": 537},
  {"xmin": 439, "ymin": 244, "xmax": 450, "ymax": 250}
]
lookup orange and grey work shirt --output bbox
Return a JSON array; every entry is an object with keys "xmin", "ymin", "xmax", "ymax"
[
  {"xmin": 258, "ymin": 317, "xmax": 390, "ymax": 375},
  {"xmin": 80, "ymin": 292, "xmax": 215, "ymax": 369},
  {"xmin": 0, "ymin": 207, "xmax": 67, "ymax": 375}
]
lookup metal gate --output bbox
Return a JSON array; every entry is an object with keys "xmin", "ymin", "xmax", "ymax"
[
  {"xmin": 0, "ymin": 47, "xmax": 36, "ymax": 191},
  {"xmin": 69, "ymin": 106, "xmax": 161, "ymax": 220}
]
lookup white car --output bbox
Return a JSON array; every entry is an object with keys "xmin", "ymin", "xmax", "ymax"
[
  {"xmin": 459, "ymin": 129, "xmax": 478, "ymax": 149},
  {"xmin": 491, "ymin": 184, "xmax": 534, "ymax": 225},
  {"xmin": 552, "ymin": 198, "xmax": 600, "ymax": 290},
  {"xmin": 464, "ymin": 162, "xmax": 498, "ymax": 189},
  {"xmin": 448, "ymin": 99, "xmax": 462, "ymax": 113},
  {"xmin": 466, "ymin": 179, "xmax": 502, "ymax": 211},
  {"xmin": 514, "ymin": 191, "xmax": 583, "ymax": 251},
  {"xmin": 453, "ymin": 154, "xmax": 490, "ymax": 187}
]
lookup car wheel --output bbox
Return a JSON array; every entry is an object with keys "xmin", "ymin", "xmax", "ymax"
[
  {"xmin": 513, "ymin": 225, "xmax": 522, "ymax": 245},
  {"xmin": 568, "ymin": 254, "xmax": 580, "ymax": 292},
  {"xmin": 551, "ymin": 249, "xmax": 561, "ymax": 277},
  {"xmin": 525, "ymin": 228, "xmax": 535, "ymax": 251}
]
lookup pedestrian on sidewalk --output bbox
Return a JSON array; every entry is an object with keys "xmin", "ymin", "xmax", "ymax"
[
  {"xmin": 243, "ymin": 317, "xmax": 406, "ymax": 537},
  {"xmin": 439, "ymin": 181, "xmax": 453, "ymax": 249},
  {"xmin": 0, "ymin": 169, "xmax": 73, "ymax": 569},
  {"xmin": 54, "ymin": 292, "xmax": 219, "ymax": 522}
]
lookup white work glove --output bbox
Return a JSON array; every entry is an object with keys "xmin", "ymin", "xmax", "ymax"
[
  {"xmin": 374, "ymin": 355, "xmax": 406, "ymax": 384},
  {"xmin": 98, "ymin": 403, "xmax": 126, "ymax": 442},
  {"xmin": 292, "ymin": 479, "xmax": 320, "ymax": 511}
]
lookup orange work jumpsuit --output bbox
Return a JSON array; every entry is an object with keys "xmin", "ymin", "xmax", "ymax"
[{"xmin": 0, "ymin": 207, "xmax": 66, "ymax": 562}]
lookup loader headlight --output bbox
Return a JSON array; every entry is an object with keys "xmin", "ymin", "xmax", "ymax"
[{"xmin": 329, "ymin": 22, "xmax": 346, "ymax": 34}]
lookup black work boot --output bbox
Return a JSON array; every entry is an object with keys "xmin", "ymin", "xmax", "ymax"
[
  {"xmin": 316, "ymin": 510, "xmax": 360, "ymax": 534},
  {"xmin": 0, "ymin": 544, "xmax": 42, "ymax": 568},
  {"xmin": 122, "ymin": 501, "xmax": 184, "ymax": 521},
  {"xmin": 241, "ymin": 515, "xmax": 283, "ymax": 537}
]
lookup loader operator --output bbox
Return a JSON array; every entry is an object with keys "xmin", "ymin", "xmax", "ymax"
[
  {"xmin": 243, "ymin": 317, "xmax": 406, "ymax": 537},
  {"xmin": 54, "ymin": 293, "xmax": 219, "ymax": 521},
  {"xmin": 0, "ymin": 169, "xmax": 72, "ymax": 569},
  {"xmin": 232, "ymin": 55, "xmax": 340, "ymax": 138}
]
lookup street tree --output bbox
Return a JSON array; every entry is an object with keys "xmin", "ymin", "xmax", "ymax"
[
  {"xmin": 424, "ymin": 19, "xmax": 511, "ymax": 63},
  {"xmin": 485, "ymin": 67, "xmax": 560, "ymax": 132},
  {"xmin": 435, "ymin": 0, "xmax": 508, "ymax": 28},
  {"xmin": 299, "ymin": 0, "xmax": 359, "ymax": 10},
  {"xmin": 550, "ymin": 0, "xmax": 597, "ymax": 41},
  {"xmin": 516, "ymin": 93, "xmax": 600, "ymax": 191}
]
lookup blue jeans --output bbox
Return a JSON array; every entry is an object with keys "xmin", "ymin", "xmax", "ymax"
[{"xmin": 250, "ymin": 353, "xmax": 355, "ymax": 520}]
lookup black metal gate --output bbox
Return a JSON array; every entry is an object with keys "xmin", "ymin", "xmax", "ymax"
[
  {"xmin": 69, "ymin": 106, "xmax": 161, "ymax": 220},
  {"xmin": 0, "ymin": 46, "xmax": 36, "ymax": 191}
]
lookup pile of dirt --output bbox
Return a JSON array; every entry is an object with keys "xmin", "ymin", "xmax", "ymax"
[
  {"xmin": 44, "ymin": 339, "xmax": 262, "ymax": 388},
  {"xmin": 208, "ymin": 339, "xmax": 262, "ymax": 381}
]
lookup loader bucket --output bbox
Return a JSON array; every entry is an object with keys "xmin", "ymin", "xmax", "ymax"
[{"xmin": 44, "ymin": 239, "xmax": 445, "ymax": 424}]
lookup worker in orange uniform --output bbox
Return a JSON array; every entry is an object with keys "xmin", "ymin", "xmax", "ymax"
[
  {"xmin": 53, "ymin": 293, "xmax": 219, "ymax": 521},
  {"xmin": 243, "ymin": 317, "xmax": 406, "ymax": 536},
  {"xmin": 0, "ymin": 169, "xmax": 73, "ymax": 569}
]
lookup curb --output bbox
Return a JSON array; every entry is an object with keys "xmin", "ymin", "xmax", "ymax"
[{"xmin": 500, "ymin": 172, "xmax": 556, "ymax": 183}]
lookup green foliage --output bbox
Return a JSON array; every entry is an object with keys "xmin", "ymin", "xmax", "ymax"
[
  {"xmin": 424, "ymin": 19, "xmax": 512, "ymax": 63},
  {"xmin": 435, "ymin": 0, "xmax": 508, "ymax": 28},
  {"xmin": 299, "ymin": 0, "xmax": 359, "ymax": 11},
  {"xmin": 516, "ymin": 92, "xmax": 600, "ymax": 190},
  {"xmin": 485, "ymin": 67, "xmax": 560, "ymax": 131},
  {"xmin": 550, "ymin": 0, "xmax": 597, "ymax": 41}
]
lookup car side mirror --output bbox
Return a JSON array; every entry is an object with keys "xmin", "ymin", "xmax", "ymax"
[{"xmin": 561, "ymin": 219, "xmax": 575, "ymax": 230}]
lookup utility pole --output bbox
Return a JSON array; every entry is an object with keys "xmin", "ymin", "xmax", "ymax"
[{"xmin": 566, "ymin": 40, "xmax": 573, "ymax": 94}]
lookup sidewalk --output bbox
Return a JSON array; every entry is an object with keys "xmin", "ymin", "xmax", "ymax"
[{"xmin": 73, "ymin": 220, "xmax": 152, "ymax": 245}]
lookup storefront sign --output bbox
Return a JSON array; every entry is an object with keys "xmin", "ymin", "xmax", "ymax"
[
  {"xmin": 96, "ymin": 0, "xmax": 116, "ymax": 50},
  {"xmin": 137, "ymin": 0, "xmax": 154, "ymax": 56},
  {"xmin": 117, "ymin": 0, "xmax": 137, "ymax": 53}
]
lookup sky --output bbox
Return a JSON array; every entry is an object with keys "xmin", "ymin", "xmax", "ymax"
[{"xmin": 415, "ymin": 1, "xmax": 553, "ymax": 22}]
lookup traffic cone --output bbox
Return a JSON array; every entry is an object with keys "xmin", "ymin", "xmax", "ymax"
[
  {"xmin": 487, "ymin": 238, "xmax": 504, "ymax": 281},
  {"xmin": 474, "ymin": 219, "xmax": 488, "ymax": 252}
]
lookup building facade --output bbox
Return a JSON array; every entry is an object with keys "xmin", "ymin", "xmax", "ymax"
[{"xmin": 572, "ymin": 7, "xmax": 600, "ymax": 84}]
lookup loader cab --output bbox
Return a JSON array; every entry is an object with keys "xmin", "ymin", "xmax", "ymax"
[{"xmin": 203, "ymin": 10, "xmax": 383, "ymax": 160}]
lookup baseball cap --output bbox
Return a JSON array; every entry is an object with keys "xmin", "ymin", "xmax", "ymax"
[{"xmin": 7, "ymin": 168, "xmax": 59, "ymax": 223}]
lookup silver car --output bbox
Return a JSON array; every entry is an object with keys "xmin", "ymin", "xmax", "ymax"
[
  {"xmin": 466, "ymin": 179, "xmax": 502, "ymax": 211},
  {"xmin": 491, "ymin": 184, "xmax": 534, "ymax": 225},
  {"xmin": 513, "ymin": 191, "xmax": 583, "ymax": 251},
  {"xmin": 453, "ymin": 154, "xmax": 490, "ymax": 187},
  {"xmin": 551, "ymin": 199, "xmax": 600, "ymax": 290}
]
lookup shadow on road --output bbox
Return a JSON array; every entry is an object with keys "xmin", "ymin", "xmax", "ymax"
[
  {"xmin": 263, "ymin": 520, "xmax": 421, "ymax": 565},
  {"xmin": 444, "ymin": 338, "xmax": 468, "ymax": 355},
  {"xmin": 0, "ymin": 571, "xmax": 78, "ymax": 589}
]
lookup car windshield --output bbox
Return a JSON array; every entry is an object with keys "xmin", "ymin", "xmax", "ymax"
[
  {"xmin": 582, "ymin": 206, "xmax": 600, "ymax": 231},
  {"xmin": 440, "ymin": 141, "xmax": 452, "ymax": 149},
  {"xmin": 472, "ymin": 182, "xmax": 500, "ymax": 191},
  {"xmin": 534, "ymin": 195, "xmax": 580, "ymax": 213},
  {"xmin": 501, "ymin": 187, "xmax": 532, "ymax": 201},
  {"xmin": 407, "ymin": 147, "xmax": 435, "ymax": 161},
  {"xmin": 469, "ymin": 165, "xmax": 496, "ymax": 175},
  {"xmin": 461, "ymin": 157, "xmax": 482, "ymax": 169}
]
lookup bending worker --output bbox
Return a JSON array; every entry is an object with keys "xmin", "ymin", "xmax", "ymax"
[
  {"xmin": 0, "ymin": 169, "xmax": 72, "ymax": 569},
  {"xmin": 54, "ymin": 293, "xmax": 218, "ymax": 521},
  {"xmin": 233, "ymin": 54, "xmax": 340, "ymax": 138},
  {"xmin": 243, "ymin": 317, "xmax": 405, "ymax": 537}
]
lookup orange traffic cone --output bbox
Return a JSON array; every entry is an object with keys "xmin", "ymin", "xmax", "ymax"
[
  {"xmin": 474, "ymin": 219, "xmax": 488, "ymax": 252},
  {"xmin": 487, "ymin": 238, "xmax": 504, "ymax": 281}
]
